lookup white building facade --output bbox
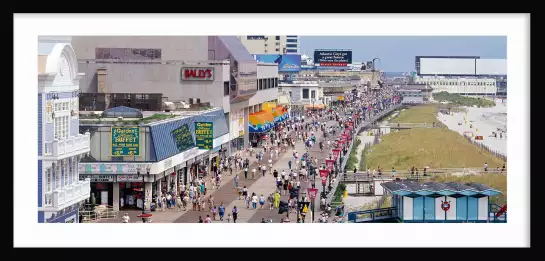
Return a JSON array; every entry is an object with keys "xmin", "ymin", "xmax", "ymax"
[
  {"xmin": 238, "ymin": 35, "xmax": 300, "ymax": 54},
  {"xmin": 278, "ymin": 81, "xmax": 324, "ymax": 105},
  {"xmin": 415, "ymin": 77, "xmax": 497, "ymax": 95},
  {"xmin": 38, "ymin": 39, "xmax": 91, "ymax": 223}
]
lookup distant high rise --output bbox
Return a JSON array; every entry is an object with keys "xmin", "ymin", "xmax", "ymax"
[{"xmin": 238, "ymin": 35, "xmax": 300, "ymax": 54}]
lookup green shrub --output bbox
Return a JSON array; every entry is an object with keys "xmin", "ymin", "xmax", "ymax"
[{"xmin": 433, "ymin": 92, "xmax": 495, "ymax": 108}]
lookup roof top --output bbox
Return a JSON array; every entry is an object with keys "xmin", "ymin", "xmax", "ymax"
[
  {"xmin": 381, "ymin": 180, "xmax": 502, "ymax": 197},
  {"xmin": 102, "ymin": 106, "xmax": 144, "ymax": 118}
]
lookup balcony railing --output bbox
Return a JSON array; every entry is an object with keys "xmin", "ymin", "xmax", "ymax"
[
  {"xmin": 44, "ymin": 179, "xmax": 91, "ymax": 210},
  {"xmin": 44, "ymin": 132, "xmax": 90, "ymax": 159}
]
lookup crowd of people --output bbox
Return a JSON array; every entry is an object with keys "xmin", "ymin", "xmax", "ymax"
[{"xmin": 128, "ymin": 84, "xmax": 402, "ymax": 223}]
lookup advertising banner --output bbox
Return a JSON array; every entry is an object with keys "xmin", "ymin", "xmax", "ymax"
[
  {"xmin": 254, "ymin": 54, "xmax": 301, "ymax": 72},
  {"xmin": 326, "ymin": 159, "xmax": 335, "ymax": 171},
  {"xmin": 195, "ymin": 122, "xmax": 214, "ymax": 150},
  {"xmin": 116, "ymin": 175, "xmax": 144, "ymax": 182},
  {"xmin": 111, "ymin": 127, "xmax": 140, "ymax": 156},
  {"xmin": 172, "ymin": 124, "xmax": 195, "ymax": 152},
  {"xmin": 79, "ymin": 174, "xmax": 115, "ymax": 182},
  {"xmin": 79, "ymin": 163, "xmax": 152, "ymax": 175},
  {"xmin": 314, "ymin": 50, "xmax": 352, "ymax": 66},
  {"xmin": 307, "ymin": 188, "xmax": 318, "ymax": 201},
  {"xmin": 319, "ymin": 169, "xmax": 329, "ymax": 185},
  {"xmin": 332, "ymin": 149, "xmax": 341, "ymax": 160}
]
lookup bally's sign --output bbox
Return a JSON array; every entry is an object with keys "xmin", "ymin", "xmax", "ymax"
[{"xmin": 181, "ymin": 67, "xmax": 214, "ymax": 81}]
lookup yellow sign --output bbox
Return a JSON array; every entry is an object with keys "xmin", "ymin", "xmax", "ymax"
[
  {"xmin": 338, "ymin": 96, "xmax": 345, "ymax": 101},
  {"xmin": 302, "ymin": 205, "xmax": 308, "ymax": 213}
]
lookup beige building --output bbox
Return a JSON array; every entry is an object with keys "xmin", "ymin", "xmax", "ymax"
[{"xmin": 238, "ymin": 35, "xmax": 300, "ymax": 54}]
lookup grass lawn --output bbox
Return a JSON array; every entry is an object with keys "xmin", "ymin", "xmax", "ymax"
[
  {"xmin": 430, "ymin": 173, "xmax": 507, "ymax": 205},
  {"xmin": 393, "ymin": 104, "xmax": 438, "ymax": 124},
  {"xmin": 364, "ymin": 128, "xmax": 505, "ymax": 170}
]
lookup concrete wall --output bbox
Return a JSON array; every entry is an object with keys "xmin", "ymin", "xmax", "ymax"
[
  {"xmin": 72, "ymin": 36, "xmax": 208, "ymax": 61},
  {"xmin": 257, "ymin": 64, "xmax": 279, "ymax": 79},
  {"xmin": 77, "ymin": 62, "xmax": 229, "ymax": 108}
]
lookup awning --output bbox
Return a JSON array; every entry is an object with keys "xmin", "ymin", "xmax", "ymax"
[
  {"xmin": 273, "ymin": 105, "xmax": 289, "ymax": 123},
  {"xmin": 249, "ymin": 110, "xmax": 274, "ymax": 133}
]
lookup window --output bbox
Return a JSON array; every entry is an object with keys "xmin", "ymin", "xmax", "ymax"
[
  {"xmin": 286, "ymin": 49, "xmax": 298, "ymax": 53},
  {"xmin": 286, "ymin": 39, "xmax": 298, "ymax": 43},
  {"xmin": 275, "ymin": 36, "xmax": 280, "ymax": 40},
  {"xmin": 286, "ymin": 44, "xmax": 298, "ymax": 48},
  {"xmin": 54, "ymin": 100, "xmax": 70, "ymax": 140},
  {"xmin": 275, "ymin": 42, "xmax": 280, "ymax": 46},
  {"xmin": 55, "ymin": 116, "xmax": 69, "ymax": 139},
  {"xmin": 55, "ymin": 163, "xmax": 61, "ymax": 190},
  {"xmin": 72, "ymin": 158, "xmax": 78, "ymax": 184},
  {"xmin": 46, "ymin": 168, "xmax": 52, "ymax": 192},
  {"xmin": 276, "ymin": 48, "xmax": 280, "ymax": 52},
  {"xmin": 289, "ymin": 91, "xmax": 292, "ymax": 97},
  {"xmin": 311, "ymin": 90, "xmax": 316, "ymax": 99},
  {"xmin": 302, "ymin": 89, "xmax": 309, "ymax": 99},
  {"xmin": 247, "ymin": 36, "xmax": 265, "ymax": 40},
  {"xmin": 95, "ymin": 48, "xmax": 162, "ymax": 60},
  {"xmin": 63, "ymin": 160, "xmax": 68, "ymax": 187},
  {"xmin": 224, "ymin": 81, "xmax": 230, "ymax": 96}
]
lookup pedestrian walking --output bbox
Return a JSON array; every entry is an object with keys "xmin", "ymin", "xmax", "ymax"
[
  {"xmin": 252, "ymin": 193, "xmax": 258, "ymax": 209},
  {"xmin": 244, "ymin": 166, "xmax": 248, "ymax": 179},
  {"xmin": 234, "ymin": 174, "xmax": 239, "ymax": 189},
  {"xmin": 218, "ymin": 203, "xmax": 225, "ymax": 221},
  {"xmin": 259, "ymin": 194, "xmax": 265, "ymax": 209},
  {"xmin": 232, "ymin": 206, "xmax": 238, "ymax": 223},
  {"xmin": 252, "ymin": 167, "xmax": 256, "ymax": 179}
]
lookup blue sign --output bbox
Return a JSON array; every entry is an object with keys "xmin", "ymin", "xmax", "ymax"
[{"xmin": 254, "ymin": 54, "xmax": 301, "ymax": 72}]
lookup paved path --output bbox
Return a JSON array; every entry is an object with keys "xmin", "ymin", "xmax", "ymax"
[{"xmin": 245, "ymin": 117, "xmax": 343, "ymax": 223}]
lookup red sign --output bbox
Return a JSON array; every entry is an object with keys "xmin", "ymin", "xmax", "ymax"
[
  {"xmin": 321, "ymin": 176, "xmax": 327, "ymax": 185},
  {"xmin": 181, "ymin": 67, "xmax": 214, "ymax": 81},
  {"xmin": 326, "ymin": 159, "xmax": 335, "ymax": 171},
  {"xmin": 320, "ymin": 62, "xmax": 348, "ymax": 66},
  {"xmin": 332, "ymin": 149, "xmax": 341, "ymax": 159},
  {"xmin": 307, "ymin": 188, "xmax": 318, "ymax": 200},
  {"xmin": 319, "ymin": 169, "xmax": 329, "ymax": 178}
]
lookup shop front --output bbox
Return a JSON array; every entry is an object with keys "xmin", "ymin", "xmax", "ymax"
[
  {"xmin": 249, "ymin": 110, "xmax": 275, "ymax": 147},
  {"xmin": 80, "ymin": 174, "xmax": 116, "ymax": 206},
  {"xmin": 117, "ymin": 174, "xmax": 145, "ymax": 210}
]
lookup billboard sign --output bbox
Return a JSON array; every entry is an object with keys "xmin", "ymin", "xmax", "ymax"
[
  {"xmin": 314, "ymin": 50, "xmax": 352, "ymax": 66},
  {"xmin": 181, "ymin": 67, "xmax": 214, "ymax": 81},
  {"xmin": 111, "ymin": 127, "xmax": 140, "ymax": 156},
  {"xmin": 171, "ymin": 124, "xmax": 195, "ymax": 152},
  {"xmin": 194, "ymin": 122, "xmax": 214, "ymax": 150},
  {"xmin": 254, "ymin": 54, "xmax": 301, "ymax": 72}
]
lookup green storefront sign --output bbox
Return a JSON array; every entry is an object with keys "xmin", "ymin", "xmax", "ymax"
[
  {"xmin": 172, "ymin": 124, "xmax": 195, "ymax": 152},
  {"xmin": 195, "ymin": 122, "xmax": 213, "ymax": 150},
  {"xmin": 111, "ymin": 127, "xmax": 140, "ymax": 156}
]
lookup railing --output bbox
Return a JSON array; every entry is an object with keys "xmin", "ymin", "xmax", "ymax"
[
  {"xmin": 464, "ymin": 135, "xmax": 507, "ymax": 162},
  {"xmin": 341, "ymin": 168, "xmax": 507, "ymax": 182},
  {"xmin": 79, "ymin": 205, "xmax": 119, "ymax": 223},
  {"xmin": 326, "ymin": 104, "xmax": 402, "ymax": 204},
  {"xmin": 488, "ymin": 203, "xmax": 507, "ymax": 223},
  {"xmin": 44, "ymin": 132, "xmax": 90, "ymax": 158},
  {"xmin": 347, "ymin": 207, "xmax": 396, "ymax": 223},
  {"xmin": 51, "ymin": 179, "xmax": 91, "ymax": 210},
  {"xmin": 386, "ymin": 122, "xmax": 438, "ymax": 128}
]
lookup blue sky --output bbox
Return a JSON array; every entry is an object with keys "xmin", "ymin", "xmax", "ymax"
[{"xmin": 299, "ymin": 36, "xmax": 507, "ymax": 72}]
